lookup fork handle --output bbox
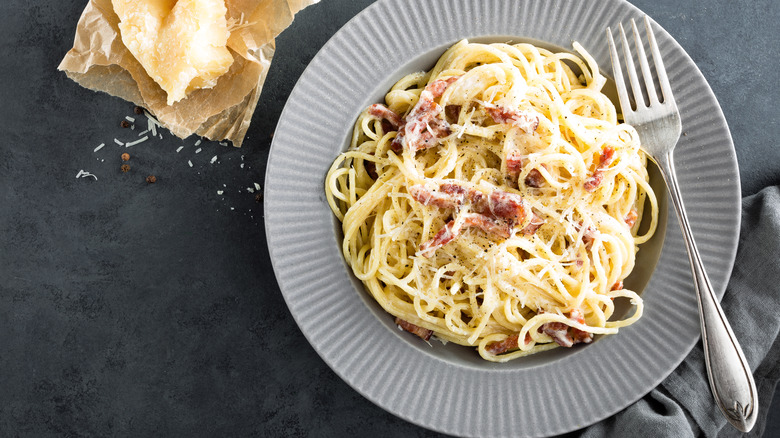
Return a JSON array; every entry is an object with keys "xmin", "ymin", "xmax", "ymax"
[{"xmin": 657, "ymin": 153, "xmax": 758, "ymax": 432}]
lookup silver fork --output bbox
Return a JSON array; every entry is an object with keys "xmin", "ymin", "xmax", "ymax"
[{"xmin": 607, "ymin": 17, "xmax": 757, "ymax": 432}]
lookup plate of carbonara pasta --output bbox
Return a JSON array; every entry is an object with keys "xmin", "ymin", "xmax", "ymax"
[{"xmin": 265, "ymin": 0, "xmax": 741, "ymax": 436}]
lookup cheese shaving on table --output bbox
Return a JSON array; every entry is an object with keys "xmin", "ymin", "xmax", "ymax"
[{"xmin": 76, "ymin": 169, "xmax": 98, "ymax": 180}]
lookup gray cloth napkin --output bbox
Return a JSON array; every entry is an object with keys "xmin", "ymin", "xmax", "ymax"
[{"xmin": 576, "ymin": 185, "xmax": 780, "ymax": 437}]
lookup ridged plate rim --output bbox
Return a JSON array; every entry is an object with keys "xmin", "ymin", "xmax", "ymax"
[{"xmin": 264, "ymin": 0, "xmax": 741, "ymax": 436}]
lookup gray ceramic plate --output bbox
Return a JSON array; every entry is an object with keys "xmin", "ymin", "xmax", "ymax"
[{"xmin": 265, "ymin": 0, "xmax": 740, "ymax": 436}]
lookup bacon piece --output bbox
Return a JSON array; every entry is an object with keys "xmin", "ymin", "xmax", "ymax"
[
  {"xmin": 426, "ymin": 76, "xmax": 459, "ymax": 99},
  {"xmin": 419, "ymin": 220, "xmax": 459, "ymax": 257},
  {"xmin": 485, "ymin": 106, "xmax": 539, "ymax": 133},
  {"xmin": 394, "ymin": 78, "xmax": 460, "ymax": 153},
  {"xmin": 488, "ymin": 190, "xmax": 527, "ymax": 224},
  {"xmin": 409, "ymin": 183, "xmax": 487, "ymax": 215},
  {"xmin": 539, "ymin": 309, "xmax": 592, "ymax": 347},
  {"xmin": 583, "ymin": 146, "xmax": 616, "ymax": 192},
  {"xmin": 462, "ymin": 213, "xmax": 512, "ymax": 238},
  {"xmin": 624, "ymin": 209, "xmax": 638, "ymax": 228},
  {"xmin": 541, "ymin": 322, "xmax": 575, "ymax": 347},
  {"xmin": 485, "ymin": 332, "xmax": 533, "ymax": 355},
  {"xmin": 409, "ymin": 184, "xmax": 462, "ymax": 209},
  {"xmin": 520, "ymin": 211, "xmax": 545, "ymax": 235},
  {"xmin": 505, "ymin": 150, "xmax": 525, "ymax": 182},
  {"xmin": 568, "ymin": 309, "xmax": 593, "ymax": 344},
  {"xmin": 368, "ymin": 103, "xmax": 404, "ymax": 131},
  {"xmin": 486, "ymin": 334, "xmax": 519, "ymax": 355},
  {"xmin": 395, "ymin": 317, "xmax": 433, "ymax": 341},
  {"xmin": 524, "ymin": 168, "xmax": 545, "ymax": 188},
  {"xmin": 368, "ymin": 104, "xmax": 405, "ymax": 154}
]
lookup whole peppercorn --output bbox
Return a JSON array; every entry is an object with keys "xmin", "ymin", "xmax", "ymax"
[
  {"xmin": 254, "ymin": 193, "xmax": 263, "ymax": 203},
  {"xmin": 120, "ymin": 164, "xmax": 130, "ymax": 173},
  {"xmin": 121, "ymin": 153, "xmax": 130, "ymax": 161},
  {"xmin": 146, "ymin": 175, "xmax": 157, "ymax": 184},
  {"xmin": 134, "ymin": 106, "xmax": 144, "ymax": 115},
  {"xmin": 120, "ymin": 120, "xmax": 131, "ymax": 128}
]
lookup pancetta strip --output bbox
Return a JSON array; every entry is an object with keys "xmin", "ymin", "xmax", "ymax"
[
  {"xmin": 419, "ymin": 220, "xmax": 459, "ymax": 258},
  {"xmin": 520, "ymin": 211, "xmax": 545, "ymax": 235},
  {"xmin": 395, "ymin": 317, "xmax": 433, "ymax": 341},
  {"xmin": 539, "ymin": 309, "xmax": 593, "ymax": 347},
  {"xmin": 367, "ymin": 103, "xmax": 403, "ymax": 130},
  {"xmin": 624, "ymin": 209, "xmax": 638, "ymax": 228},
  {"xmin": 583, "ymin": 146, "xmax": 616, "ymax": 192},
  {"xmin": 409, "ymin": 184, "xmax": 462, "ymax": 210},
  {"xmin": 393, "ymin": 78, "xmax": 460, "ymax": 152},
  {"xmin": 487, "ymin": 190, "xmax": 528, "ymax": 224},
  {"xmin": 485, "ymin": 106, "xmax": 539, "ymax": 133}
]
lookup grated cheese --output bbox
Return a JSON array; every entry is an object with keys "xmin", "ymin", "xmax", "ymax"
[
  {"xmin": 144, "ymin": 110, "xmax": 160, "ymax": 137},
  {"xmin": 76, "ymin": 169, "xmax": 98, "ymax": 180},
  {"xmin": 210, "ymin": 155, "xmax": 217, "ymax": 164},
  {"xmin": 195, "ymin": 148, "xmax": 202, "ymax": 154},
  {"xmin": 125, "ymin": 116, "xmax": 135, "ymax": 122},
  {"xmin": 114, "ymin": 138, "xmax": 124, "ymax": 146},
  {"xmin": 254, "ymin": 183, "xmax": 261, "ymax": 191},
  {"xmin": 217, "ymin": 190, "xmax": 223, "ymax": 195},
  {"xmin": 194, "ymin": 139, "xmax": 202, "ymax": 146},
  {"xmin": 138, "ymin": 129, "xmax": 149, "ymax": 137},
  {"xmin": 93, "ymin": 143, "xmax": 105, "ymax": 152},
  {"xmin": 188, "ymin": 160, "xmax": 193, "ymax": 167},
  {"xmin": 125, "ymin": 136, "xmax": 149, "ymax": 147},
  {"xmin": 176, "ymin": 146, "xmax": 184, "ymax": 153}
]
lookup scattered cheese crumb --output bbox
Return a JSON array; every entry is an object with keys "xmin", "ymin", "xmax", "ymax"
[
  {"xmin": 144, "ymin": 110, "xmax": 160, "ymax": 137},
  {"xmin": 195, "ymin": 148, "xmax": 202, "ymax": 154},
  {"xmin": 176, "ymin": 146, "xmax": 184, "ymax": 153},
  {"xmin": 194, "ymin": 139, "xmax": 202, "ymax": 146},
  {"xmin": 138, "ymin": 129, "xmax": 149, "ymax": 137},
  {"xmin": 114, "ymin": 138, "xmax": 124, "ymax": 146},
  {"xmin": 219, "ymin": 142, "xmax": 227, "ymax": 147},
  {"xmin": 240, "ymin": 163, "xmax": 245, "ymax": 169},
  {"xmin": 125, "ymin": 136, "xmax": 149, "ymax": 147},
  {"xmin": 188, "ymin": 160, "xmax": 193, "ymax": 168},
  {"xmin": 76, "ymin": 169, "xmax": 98, "ymax": 180},
  {"xmin": 210, "ymin": 155, "xmax": 217, "ymax": 164},
  {"xmin": 217, "ymin": 190, "xmax": 223, "ymax": 195},
  {"xmin": 93, "ymin": 143, "xmax": 105, "ymax": 152},
  {"xmin": 247, "ymin": 187, "xmax": 255, "ymax": 193},
  {"xmin": 254, "ymin": 183, "xmax": 261, "ymax": 191},
  {"xmin": 125, "ymin": 116, "xmax": 135, "ymax": 122}
]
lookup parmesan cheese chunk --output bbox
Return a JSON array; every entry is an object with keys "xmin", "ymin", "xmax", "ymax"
[{"xmin": 112, "ymin": 0, "xmax": 234, "ymax": 105}]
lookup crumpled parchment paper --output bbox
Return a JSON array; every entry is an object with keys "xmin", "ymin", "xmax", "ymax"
[{"xmin": 58, "ymin": 0, "xmax": 319, "ymax": 147}]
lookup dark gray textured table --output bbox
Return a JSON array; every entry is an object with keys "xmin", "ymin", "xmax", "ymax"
[{"xmin": 1, "ymin": 0, "xmax": 778, "ymax": 436}]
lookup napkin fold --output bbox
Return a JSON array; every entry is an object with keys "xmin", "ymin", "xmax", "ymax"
[{"xmin": 579, "ymin": 186, "xmax": 780, "ymax": 437}]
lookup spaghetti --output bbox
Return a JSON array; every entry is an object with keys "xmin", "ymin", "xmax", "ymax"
[{"xmin": 325, "ymin": 39, "xmax": 658, "ymax": 362}]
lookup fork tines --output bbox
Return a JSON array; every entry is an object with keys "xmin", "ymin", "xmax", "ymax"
[{"xmin": 606, "ymin": 16, "xmax": 676, "ymax": 114}]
